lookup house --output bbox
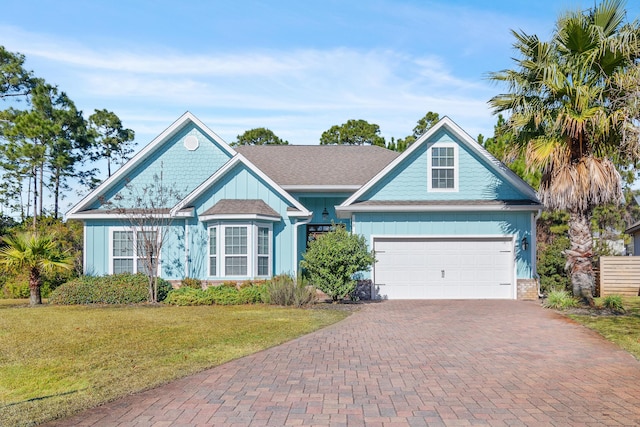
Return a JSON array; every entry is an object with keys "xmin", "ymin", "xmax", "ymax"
[{"xmin": 67, "ymin": 112, "xmax": 542, "ymax": 300}]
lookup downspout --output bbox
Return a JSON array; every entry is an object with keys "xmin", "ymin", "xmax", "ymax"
[
  {"xmin": 533, "ymin": 209, "xmax": 543, "ymax": 298},
  {"xmin": 293, "ymin": 215, "xmax": 313, "ymax": 277}
]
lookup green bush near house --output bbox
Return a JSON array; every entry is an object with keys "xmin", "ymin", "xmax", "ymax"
[
  {"xmin": 49, "ymin": 273, "xmax": 171, "ymax": 304},
  {"xmin": 300, "ymin": 225, "xmax": 375, "ymax": 302},
  {"xmin": 542, "ymin": 289, "xmax": 580, "ymax": 310},
  {"xmin": 165, "ymin": 281, "xmax": 267, "ymax": 306},
  {"xmin": 601, "ymin": 295, "xmax": 625, "ymax": 313},
  {"xmin": 263, "ymin": 274, "xmax": 316, "ymax": 307},
  {"xmin": 180, "ymin": 277, "xmax": 203, "ymax": 289}
]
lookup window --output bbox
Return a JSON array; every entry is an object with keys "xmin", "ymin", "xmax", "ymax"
[
  {"xmin": 113, "ymin": 230, "xmax": 133, "ymax": 274},
  {"xmin": 257, "ymin": 227, "xmax": 270, "ymax": 276},
  {"xmin": 209, "ymin": 227, "xmax": 217, "ymax": 276},
  {"xmin": 110, "ymin": 229, "xmax": 158, "ymax": 274},
  {"xmin": 225, "ymin": 226, "xmax": 248, "ymax": 276},
  {"xmin": 428, "ymin": 144, "xmax": 458, "ymax": 191},
  {"xmin": 208, "ymin": 223, "xmax": 271, "ymax": 278}
]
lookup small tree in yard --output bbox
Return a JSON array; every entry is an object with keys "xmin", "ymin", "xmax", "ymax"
[
  {"xmin": 0, "ymin": 232, "xmax": 74, "ymax": 305},
  {"xmin": 104, "ymin": 170, "xmax": 182, "ymax": 303},
  {"xmin": 300, "ymin": 225, "xmax": 375, "ymax": 302}
]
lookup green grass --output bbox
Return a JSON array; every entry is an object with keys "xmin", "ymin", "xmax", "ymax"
[
  {"xmin": 569, "ymin": 296, "xmax": 640, "ymax": 360},
  {"xmin": 0, "ymin": 301, "xmax": 350, "ymax": 426}
]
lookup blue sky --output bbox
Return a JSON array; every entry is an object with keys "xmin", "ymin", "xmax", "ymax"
[{"xmin": 2, "ymin": 1, "xmax": 640, "ymax": 152}]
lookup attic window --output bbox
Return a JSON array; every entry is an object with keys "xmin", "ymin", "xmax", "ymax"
[
  {"xmin": 428, "ymin": 143, "xmax": 458, "ymax": 192},
  {"xmin": 184, "ymin": 135, "xmax": 199, "ymax": 151}
]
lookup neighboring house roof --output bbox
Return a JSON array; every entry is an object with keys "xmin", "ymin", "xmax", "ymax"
[
  {"xmin": 626, "ymin": 221, "xmax": 640, "ymax": 234},
  {"xmin": 235, "ymin": 145, "xmax": 399, "ymax": 190},
  {"xmin": 201, "ymin": 199, "xmax": 280, "ymax": 219},
  {"xmin": 339, "ymin": 116, "xmax": 540, "ymax": 211}
]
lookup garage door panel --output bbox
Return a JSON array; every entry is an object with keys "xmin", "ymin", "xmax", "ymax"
[{"xmin": 373, "ymin": 237, "xmax": 514, "ymax": 300}]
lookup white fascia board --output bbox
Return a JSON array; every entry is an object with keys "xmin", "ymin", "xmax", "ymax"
[
  {"xmin": 67, "ymin": 212, "xmax": 174, "ymax": 220},
  {"xmin": 282, "ymin": 185, "xmax": 362, "ymax": 192},
  {"xmin": 287, "ymin": 210, "xmax": 313, "ymax": 218},
  {"xmin": 336, "ymin": 203, "xmax": 542, "ymax": 214},
  {"xmin": 67, "ymin": 112, "xmax": 237, "ymax": 218},
  {"xmin": 199, "ymin": 214, "xmax": 281, "ymax": 222}
]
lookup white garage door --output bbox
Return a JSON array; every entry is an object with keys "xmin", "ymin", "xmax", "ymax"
[{"xmin": 373, "ymin": 237, "xmax": 514, "ymax": 299}]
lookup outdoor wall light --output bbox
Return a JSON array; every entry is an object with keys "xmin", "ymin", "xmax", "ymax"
[
  {"xmin": 322, "ymin": 207, "xmax": 329, "ymax": 221},
  {"xmin": 521, "ymin": 236, "xmax": 529, "ymax": 251}
]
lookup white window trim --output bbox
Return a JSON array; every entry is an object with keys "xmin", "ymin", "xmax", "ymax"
[
  {"xmin": 108, "ymin": 227, "xmax": 161, "ymax": 275},
  {"xmin": 207, "ymin": 222, "xmax": 272, "ymax": 279},
  {"xmin": 427, "ymin": 143, "xmax": 459, "ymax": 192}
]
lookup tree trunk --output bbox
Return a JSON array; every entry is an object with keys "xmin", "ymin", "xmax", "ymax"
[
  {"xmin": 38, "ymin": 162, "xmax": 44, "ymax": 217},
  {"xmin": 53, "ymin": 165, "xmax": 60, "ymax": 219},
  {"xmin": 565, "ymin": 210, "xmax": 595, "ymax": 305},
  {"xmin": 29, "ymin": 267, "xmax": 42, "ymax": 306},
  {"xmin": 32, "ymin": 166, "xmax": 37, "ymax": 230}
]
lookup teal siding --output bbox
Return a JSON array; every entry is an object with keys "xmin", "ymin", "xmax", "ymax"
[
  {"xmin": 354, "ymin": 211, "xmax": 533, "ymax": 279},
  {"xmin": 364, "ymin": 128, "xmax": 526, "ymax": 202},
  {"xmin": 83, "ymin": 219, "xmax": 185, "ymax": 278},
  {"xmin": 186, "ymin": 163, "xmax": 299, "ymax": 280},
  {"xmin": 294, "ymin": 195, "xmax": 351, "ymax": 267},
  {"xmin": 92, "ymin": 124, "xmax": 233, "ymax": 209}
]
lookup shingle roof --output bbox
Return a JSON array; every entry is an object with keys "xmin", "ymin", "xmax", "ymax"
[
  {"xmin": 235, "ymin": 145, "xmax": 400, "ymax": 186},
  {"xmin": 201, "ymin": 199, "xmax": 280, "ymax": 217}
]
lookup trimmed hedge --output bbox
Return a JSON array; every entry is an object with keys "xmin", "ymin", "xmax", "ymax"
[
  {"xmin": 164, "ymin": 283, "xmax": 266, "ymax": 306},
  {"xmin": 49, "ymin": 273, "xmax": 171, "ymax": 304}
]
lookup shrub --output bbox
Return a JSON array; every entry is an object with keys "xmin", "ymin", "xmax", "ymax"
[
  {"xmin": 49, "ymin": 273, "xmax": 171, "ymax": 304},
  {"xmin": 538, "ymin": 236, "xmax": 571, "ymax": 293},
  {"xmin": 601, "ymin": 295, "xmax": 625, "ymax": 313},
  {"xmin": 164, "ymin": 282, "xmax": 267, "ymax": 306},
  {"xmin": 238, "ymin": 284, "xmax": 266, "ymax": 304},
  {"xmin": 164, "ymin": 287, "xmax": 214, "ymax": 306},
  {"xmin": 181, "ymin": 277, "xmax": 202, "ymax": 289},
  {"xmin": 300, "ymin": 225, "xmax": 375, "ymax": 302},
  {"xmin": 204, "ymin": 285, "xmax": 241, "ymax": 305},
  {"xmin": 264, "ymin": 274, "xmax": 316, "ymax": 307},
  {"xmin": 543, "ymin": 289, "xmax": 579, "ymax": 310}
]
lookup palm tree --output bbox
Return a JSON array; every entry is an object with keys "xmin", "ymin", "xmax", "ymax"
[
  {"xmin": 0, "ymin": 232, "xmax": 74, "ymax": 305},
  {"xmin": 489, "ymin": 0, "xmax": 640, "ymax": 303}
]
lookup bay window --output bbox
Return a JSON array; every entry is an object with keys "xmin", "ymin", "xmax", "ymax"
[{"xmin": 208, "ymin": 223, "xmax": 272, "ymax": 278}]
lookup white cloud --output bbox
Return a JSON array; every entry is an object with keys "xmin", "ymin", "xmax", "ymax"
[{"xmin": 0, "ymin": 25, "xmax": 498, "ymax": 144}]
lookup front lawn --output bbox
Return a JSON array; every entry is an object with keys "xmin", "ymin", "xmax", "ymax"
[
  {"xmin": 0, "ymin": 302, "xmax": 350, "ymax": 426},
  {"xmin": 568, "ymin": 296, "xmax": 640, "ymax": 360}
]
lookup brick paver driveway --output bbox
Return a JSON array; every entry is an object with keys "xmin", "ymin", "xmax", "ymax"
[{"xmin": 49, "ymin": 301, "xmax": 640, "ymax": 426}]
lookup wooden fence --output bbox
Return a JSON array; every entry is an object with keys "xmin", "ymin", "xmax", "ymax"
[{"xmin": 599, "ymin": 256, "xmax": 640, "ymax": 297}]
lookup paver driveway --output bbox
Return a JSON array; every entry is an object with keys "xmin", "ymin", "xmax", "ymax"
[{"xmin": 48, "ymin": 300, "xmax": 640, "ymax": 426}]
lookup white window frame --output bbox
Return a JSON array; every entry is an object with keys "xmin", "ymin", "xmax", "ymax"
[
  {"xmin": 427, "ymin": 143, "xmax": 459, "ymax": 192},
  {"xmin": 108, "ymin": 227, "xmax": 161, "ymax": 275},
  {"xmin": 207, "ymin": 222, "xmax": 272, "ymax": 279}
]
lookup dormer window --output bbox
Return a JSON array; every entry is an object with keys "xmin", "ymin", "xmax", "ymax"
[{"xmin": 428, "ymin": 144, "xmax": 458, "ymax": 191}]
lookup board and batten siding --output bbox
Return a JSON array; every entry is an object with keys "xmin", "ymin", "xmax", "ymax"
[
  {"xmin": 186, "ymin": 162, "xmax": 298, "ymax": 279},
  {"xmin": 354, "ymin": 211, "xmax": 534, "ymax": 279},
  {"xmin": 363, "ymin": 128, "xmax": 525, "ymax": 202},
  {"xmin": 599, "ymin": 256, "xmax": 640, "ymax": 297}
]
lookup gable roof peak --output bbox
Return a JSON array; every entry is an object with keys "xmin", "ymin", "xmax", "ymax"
[{"xmin": 67, "ymin": 112, "xmax": 235, "ymax": 218}]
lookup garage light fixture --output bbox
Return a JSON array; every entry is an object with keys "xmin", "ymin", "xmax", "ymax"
[
  {"xmin": 521, "ymin": 236, "xmax": 529, "ymax": 251},
  {"xmin": 322, "ymin": 207, "xmax": 329, "ymax": 221}
]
